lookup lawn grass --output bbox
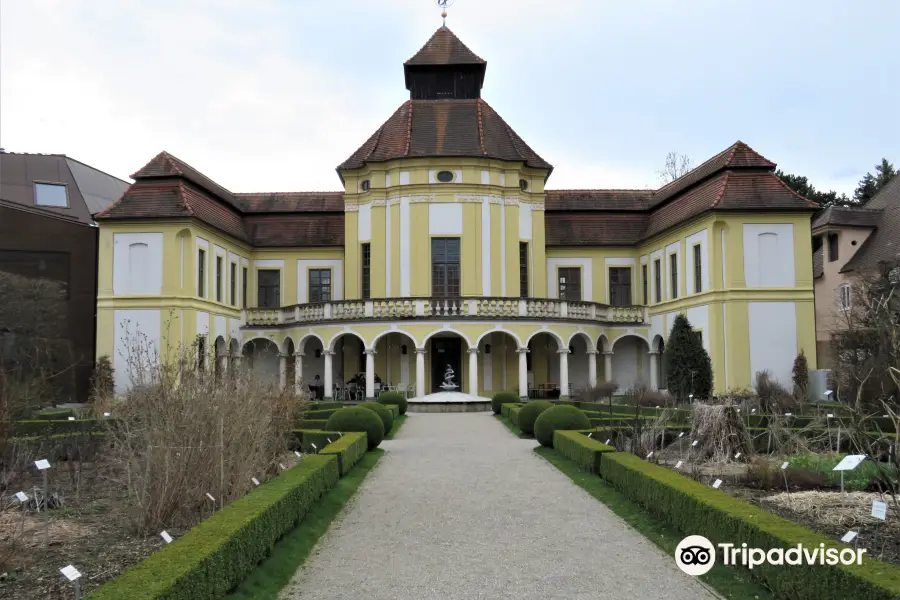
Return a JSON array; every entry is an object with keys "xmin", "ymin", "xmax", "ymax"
[
  {"xmin": 493, "ymin": 414, "xmax": 532, "ymax": 439},
  {"xmin": 384, "ymin": 414, "xmax": 407, "ymax": 440},
  {"xmin": 533, "ymin": 446, "xmax": 774, "ymax": 600},
  {"xmin": 226, "ymin": 449, "xmax": 384, "ymax": 599}
]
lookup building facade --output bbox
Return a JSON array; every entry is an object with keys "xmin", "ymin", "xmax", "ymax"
[
  {"xmin": 0, "ymin": 151, "xmax": 130, "ymax": 401},
  {"xmin": 94, "ymin": 27, "xmax": 819, "ymax": 399},
  {"xmin": 811, "ymin": 175, "xmax": 900, "ymax": 368}
]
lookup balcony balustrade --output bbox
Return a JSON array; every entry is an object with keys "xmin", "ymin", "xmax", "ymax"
[{"xmin": 243, "ymin": 297, "xmax": 647, "ymax": 328}]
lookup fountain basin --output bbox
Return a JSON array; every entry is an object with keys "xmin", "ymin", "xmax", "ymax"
[{"xmin": 407, "ymin": 391, "xmax": 492, "ymax": 413}]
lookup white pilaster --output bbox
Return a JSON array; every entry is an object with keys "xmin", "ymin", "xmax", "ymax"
[
  {"xmin": 468, "ymin": 348, "xmax": 479, "ymax": 396},
  {"xmin": 365, "ymin": 349, "xmax": 376, "ymax": 399},
  {"xmin": 323, "ymin": 350, "xmax": 334, "ymax": 399},
  {"xmin": 558, "ymin": 348, "xmax": 570, "ymax": 398},
  {"xmin": 517, "ymin": 347, "xmax": 529, "ymax": 399},
  {"xmin": 649, "ymin": 351, "xmax": 659, "ymax": 391},
  {"xmin": 415, "ymin": 348, "xmax": 426, "ymax": 398},
  {"xmin": 604, "ymin": 351, "xmax": 613, "ymax": 383},
  {"xmin": 278, "ymin": 354, "xmax": 288, "ymax": 390},
  {"xmin": 587, "ymin": 350, "xmax": 598, "ymax": 388},
  {"xmin": 294, "ymin": 352, "xmax": 304, "ymax": 394}
]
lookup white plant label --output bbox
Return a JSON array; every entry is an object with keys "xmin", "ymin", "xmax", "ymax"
[
  {"xmin": 751, "ymin": 409, "xmax": 757, "ymax": 413},
  {"xmin": 104, "ymin": 412, "xmax": 111, "ymax": 417},
  {"xmin": 734, "ymin": 452, "xmax": 742, "ymax": 460},
  {"xmin": 35, "ymin": 459, "xmax": 51, "ymax": 470},
  {"xmin": 781, "ymin": 461, "xmax": 790, "ymax": 470},
  {"xmin": 833, "ymin": 455, "xmax": 866, "ymax": 471},
  {"xmin": 678, "ymin": 432, "xmax": 685, "ymax": 438},
  {"xmin": 712, "ymin": 479, "xmax": 723, "ymax": 489},
  {"xmin": 587, "ymin": 432, "xmax": 593, "ymax": 438},
  {"xmin": 160, "ymin": 531, "xmax": 173, "ymax": 544},
  {"xmin": 60, "ymin": 565, "xmax": 81, "ymax": 581},
  {"xmin": 605, "ymin": 439, "xmax": 611, "ymax": 445},
  {"xmin": 827, "ymin": 414, "xmax": 834, "ymax": 418},
  {"xmin": 279, "ymin": 463, "xmax": 286, "ymax": 470},
  {"xmin": 736, "ymin": 408, "xmax": 741, "ymax": 413},
  {"xmin": 294, "ymin": 451, "xmax": 302, "ymax": 458},
  {"xmin": 646, "ymin": 452, "xmax": 654, "ymax": 459},
  {"xmin": 691, "ymin": 440, "xmax": 698, "ymax": 447},
  {"xmin": 841, "ymin": 530, "xmax": 858, "ymax": 543},
  {"xmin": 251, "ymin": 478, "xmax": 260, "ymax": 486},
  {"xmin": 205, "ymin": 493, "xmax": 215, "ymax": 502},
  {"xmin": 785, "ymin": 412, "xmax": 793, "ymax": 417},
  {"xmin": 327, "ymin": 438, "xmax": 333, "ymax": 444},
  {"xmin": 15, "ymin": 491, "xmax": 28, "ymax": 503},
  {"xmin": 68, "ymin": 416, "xmax": 76, "ymax": 421},
  {"xmin": 675, "ymin": 460, "xmax": 683, "ymax": 469},
  {"xmin": 872, "ymin": 500, "xmax": 888, "ymax": 521},
  {"xmin": 884, "ymin": 414, "xmax": 890, "ymax": 418},
  {"xmin": 311, "ymin": 443, "xmax": 317, "ymax": 450}
]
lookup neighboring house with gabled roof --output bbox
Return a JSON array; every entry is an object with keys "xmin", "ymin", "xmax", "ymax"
[
  {"xmin": 93, "ymin": 25, "xmax": 820, "ymax": 397},
  {"xmin": 0, "ymin": 150, "xmax": 130, "ymax": 402},
  {"xmin": 811, "ymin": 175, "xmax": 900, "ymax": 367}
]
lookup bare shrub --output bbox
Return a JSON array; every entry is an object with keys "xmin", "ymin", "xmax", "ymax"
[
  {"xmin": 577, "ymin": 381, "xmax": 619, "ymax": 403},
  {"xmin": 690, "ymin": 403, "xmax": 752, "ymax": 462},
  {"xmin": 105, "ymin": 326, "xmax": 304, "ymax": 534},
  {"xmin": 755, "ymin": 370, "xmax": 801, "ymax": 414}
]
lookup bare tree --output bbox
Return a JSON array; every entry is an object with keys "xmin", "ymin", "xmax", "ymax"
[{"xmin": 657, "ymin": 151, "xmax": 693, "ymax": 184}]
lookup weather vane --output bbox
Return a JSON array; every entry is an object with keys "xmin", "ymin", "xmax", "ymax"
[{"xmin": 436, "ymin": 0, "xmax": 454, "ymax": 25}]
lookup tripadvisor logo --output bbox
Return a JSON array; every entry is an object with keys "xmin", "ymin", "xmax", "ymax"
[{"xmin": 675, "ymin": 535, "xmax": 867, "ymax": 576}]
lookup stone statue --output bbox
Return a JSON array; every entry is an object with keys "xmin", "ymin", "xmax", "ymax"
[{"xmin": 440, "ymin": 364, "xmax": 458, "ymax": 390}]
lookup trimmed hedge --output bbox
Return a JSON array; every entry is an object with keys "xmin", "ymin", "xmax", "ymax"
[
  {"xmin": 508, "ymin": 405, "xmax": 523, "ymax": 429},
  {"xmin": 533, "ymin": 405, "xmax": 591, "ymax": 447},
  {"xmin": 12, "ymin": 418, "xmax": 105, "ymax": 437},
  {"xmin": 599, "ymin": 452, "xmax": 900, "ymax": 600},
  {"xmin": 34, "ymin": 409, "xmax": 76, "ymax": 420},
  {"xmin": 492, "ymin": 391, "xmax": 520, "ymax": 414},
  {"xmin": 309, "ymin": 401, "xmax": 343, "ymax": 410},
  {"xmin": 358, "ymin": 401, "xmax": 394, "ymax": 435},
  {"xmin": 384, "ymin": 404, "xmax": 400, "ymax": 420},
  {"xmin": 292, "ymin": 429, "xmax": 342, "ymax": 453},
  {"xmin": 553, "ymin": 430, "xmax": 616, "ymax": 474},
  {"xmin": 297, "ymin": 419, "xmax": 329, "ymax": 430},
  {"xmin": 518, "ymin": 400, "xmax": 553, "ymax": 435},
  {"xmin": 377, "ymin": 391, "xmax": 408, "ymax": 415},
  {"xmin": 304, "ymin": 409, "xmax": 340, "ymax": 420},
  {"xmin": 86, "ymin": 455, "xmax": 339, "ymax": 600},
  {"xmin": 325, "ymin": 407, "xmax": 384, "ymax": 450},
  {"xmin": 500, "ymin": 402, "xmax": 522, "ymax": 418},
  {"xmin": 320, "ymin": 432, "xmax": 368, "ymax": 476}
]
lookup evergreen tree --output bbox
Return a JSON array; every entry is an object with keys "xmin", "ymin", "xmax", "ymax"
[
  {"xmin": 853, "ymin": 158, "xmax": 897, "ymax": 205},
  {"xmin": 792, "ymin": 350, "xmax": 809, "ymax": 400},
  {"xmin": 662, "ymin": 313, "xmax": 712, "ymax": 402}
]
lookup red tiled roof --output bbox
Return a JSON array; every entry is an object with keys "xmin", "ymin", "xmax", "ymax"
[
  {"xmin": 650, "ymin": 141, "xmax": 776, "ymax": 208},
  {"xmin": 404, "ymin": 26, "xmax": 486, "ymax": 66},
  {"xmin": 338, "ymin": 99, "xmax": 552, "ymax": 172},
  {"xmin": 234, "ymin": 192, "xmax": 344, "ymax": 213},
  {"xmin": 545, "ymin": 189, "xmax": 651, "ymax": 211},
  {"xmin": 245, "ymin": 215, "xmax": 344, "ymax": 247},
  {"xmin": 545, "ymin": 213, "xmax": 647, "ymax": 246},
  {"xmin": 98, "ymin": 152, "xmax": 344, "ymax": 247}
]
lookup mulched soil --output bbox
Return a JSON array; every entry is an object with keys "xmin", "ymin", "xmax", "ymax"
[{"xmin": 0, "ymin": 460, "xmax": 173, "ymax": 599}]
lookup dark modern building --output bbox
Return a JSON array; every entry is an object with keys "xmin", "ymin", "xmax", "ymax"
[{"xmin": 0, "ymin": 151, "xmax": 129, "ymax": 402}]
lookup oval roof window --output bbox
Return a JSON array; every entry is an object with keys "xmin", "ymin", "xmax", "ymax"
[
  {"xmin": 361, "ymin": 180, "xmax": 370, "ymax": 192},
  {"xmin": 437, "ymin": 170, "xmax": 454, "ymax": 183},
  {"xmin": 519, "ymin": 178, "xmax": 529, "ymax": 191}
]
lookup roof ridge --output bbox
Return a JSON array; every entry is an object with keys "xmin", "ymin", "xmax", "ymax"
[
  {"xmin": 177, "ymin": 182, "xmax": 196, "ymax": 216},
  {"xmin": 710, "ymin": 172, "xmax": 731, "ymax": 208},
  {"xmin": 547, "ymin": 188, "xmax": 652, "ymax": 193},
  {"xmin": 404, "ymin": 100, "xmax": 413, "ymax": 157},
  {"xmin": 767, "ymin": 171, "xmax": 820, "ymax": 208},
  {"xmin": 234, "ymin": 191, "xmax": 344, "ymax": 196},
  {"xmin": 161, "ymin": 151, "xmax": 184, "ymax": 175},
  {"xmin": 476, "ymin": 99, "xmax": 486, "ymax": 155}
]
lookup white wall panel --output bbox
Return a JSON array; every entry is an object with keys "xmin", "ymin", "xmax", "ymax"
[
  {"xmin": 546, "ymin": 257, "xmax": 593, "ymax": 301},
  {"xmin": 357, "ymin": 203, "xmax": 372, "ymax": 241},
  {"xmin": 518, "ymin": 203, "xmax": 533, "ymax": 241},
  {"xmin": 113, "ymin": 309, "xmax": 160, "ymax": 393},
  {"xmin": 113, "ymin": 233, "xmax": 163, "ymax": 295},
  {"xmin": 748, "ymin": 301, "xmax": 797, "ymax": 387},
  {"xmin": 743, "ymin": 223, "xmax": 795, "ymax": 287},
  {"xmin": 429, "ymin": 203, "xmax": 463, "ymax": 235},
  {"xmin": 297, "ymin": 260, "xmax": 344, "ymax": 303}
]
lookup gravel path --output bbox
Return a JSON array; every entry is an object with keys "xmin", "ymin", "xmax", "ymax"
[{"xmin": 280, "ymin": 413, "xmax": 717, "ymax": 600}]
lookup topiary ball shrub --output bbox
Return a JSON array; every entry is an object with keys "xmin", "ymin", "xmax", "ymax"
[
  {"xmin": 533, "ymin": 405, "xmax": 591, "ymax": 447},
  {"xmin": 359, "ymin": 401, "xmax": 393, "ymax": 436},
  {"xmin": 377, "ymin": 391, "xmax": 408, "ymax": 415},
  {"xmin": 491, "ymin": 391, "xmax": 520, "ymax": 415},
  {"xmin": 518, "ymin": 400, "xmax": 554, "ymax": 435},
  {"xmin": 324, "ymin": 406, "xmax": 385, "ymax": 450}
]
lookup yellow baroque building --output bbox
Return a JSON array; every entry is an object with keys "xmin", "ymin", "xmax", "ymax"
[{"xmin": 95, "ymin": 26, "xmax": 818, "ymax": 400}]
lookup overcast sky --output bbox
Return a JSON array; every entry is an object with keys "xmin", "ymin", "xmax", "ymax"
[{"xmin": 2, "ymin": 0, "xmax": 898, "ymax": 196}]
